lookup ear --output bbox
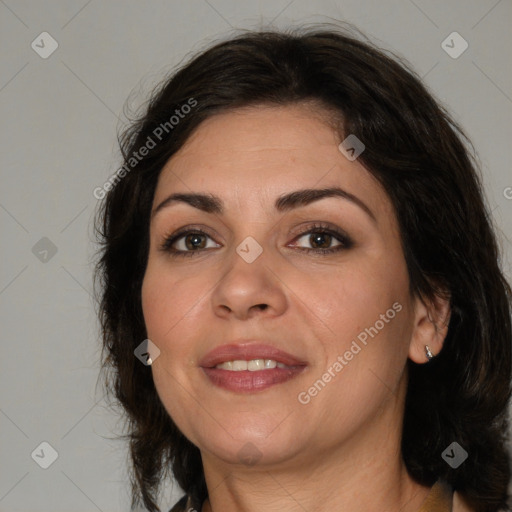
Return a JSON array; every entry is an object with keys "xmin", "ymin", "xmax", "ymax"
[{"xmin": 408, "ymin": 291, "xmax": 451, "ymax": 364}]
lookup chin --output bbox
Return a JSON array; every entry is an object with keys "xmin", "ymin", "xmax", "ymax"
[{"xmin": 187, "ymin": 416, "xmax": 303, "ymax": 465}]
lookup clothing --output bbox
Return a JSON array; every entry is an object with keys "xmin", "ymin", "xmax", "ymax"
[
  {"xmin": 417, "ymin": 479, "xmax": 453, "ymax": 512},
  {"xmin": 169, "ymin": 493, "xmax": 204, "ymax": 512},
  {"xmin": 169, "ymin": 478, "xmax": 455, "ymax": 512},
  {"xmin": 168, "ymin": 494, "xmax": 193, "ymax": 512}
]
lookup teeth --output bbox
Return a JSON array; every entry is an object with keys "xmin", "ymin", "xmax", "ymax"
[
  {"xmin": 248, "ymin": 359, "xmax": 264, "ymax": 371},
  {"xmin": 215, "ymin": 359, "xmax": 286, "ymax": 371},
  {"xmin": 232, "ymin": 360, "xmax": 247, "ymax": 371},
  {"xmin": 217, "ymin": 361, "xmax": 233, "ymax": 370}
]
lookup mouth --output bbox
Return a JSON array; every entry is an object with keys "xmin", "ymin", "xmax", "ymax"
[
  {"xmin": 199, "ymin": 343, "xmax": 307, "ymax": 392},
  {"xmin": 214, "ymin": 359, "xmax": 291, "ymax": 371}
]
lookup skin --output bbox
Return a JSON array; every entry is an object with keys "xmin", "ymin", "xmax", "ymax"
[{"xmin": 141, "ymin": 103, "xmax": 451, "ymax": 512}]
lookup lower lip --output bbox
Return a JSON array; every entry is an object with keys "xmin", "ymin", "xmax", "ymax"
[{"xmin": 202, "ymin": 366, "xmax": 306, "ymax": 392}]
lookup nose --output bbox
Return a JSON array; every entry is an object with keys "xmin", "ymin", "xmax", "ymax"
[{"xmin": 211, "ymin": 248, "xmax": 288, "ymax": 321}]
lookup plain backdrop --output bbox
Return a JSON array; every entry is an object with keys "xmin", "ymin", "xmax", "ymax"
[{"xmin": 1, "ymin": 1, "xmax": 511, "ymax": 511}]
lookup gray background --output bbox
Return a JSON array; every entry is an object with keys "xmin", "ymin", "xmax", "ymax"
[{"xmin": 1, "ymin": 1, "xmax": 511, "ymax": 511}]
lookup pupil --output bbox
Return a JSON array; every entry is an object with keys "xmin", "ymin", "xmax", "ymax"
[
  {"xmin": 311, "ymin": 233, "xmax": 331, "ymax": 249},
  {"xmin": 186, "ymin": 234, "xmax": 205, "ymax": 250}
]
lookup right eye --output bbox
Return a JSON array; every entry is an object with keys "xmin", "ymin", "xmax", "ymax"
[{"xmin": 160, "ymin": 229, "xmax": 221, "ymax": 258}]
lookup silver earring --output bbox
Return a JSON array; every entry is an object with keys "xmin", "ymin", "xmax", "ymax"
[{"xmin": 425, "ymin": 345, "xmax": 434, "ymax": 361}]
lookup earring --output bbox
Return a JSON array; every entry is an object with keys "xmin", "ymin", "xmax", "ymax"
[{"xmin": 425, "ymin": 345, "xmax": 434, "ymax": 361}]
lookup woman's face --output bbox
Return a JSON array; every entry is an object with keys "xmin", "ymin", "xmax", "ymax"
[{"xmin": 142, "ymin": 104, "xmax": 423, "ymax": 469}]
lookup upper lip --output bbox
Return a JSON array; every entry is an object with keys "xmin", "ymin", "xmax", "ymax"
[{"xmin": 199, "ymin": 342, "xmax": 307, "ymax": 368}]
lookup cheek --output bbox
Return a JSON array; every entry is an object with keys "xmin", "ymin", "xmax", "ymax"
[
  {"xmin": 302, "ymin": 281, "xmax": 411, "ymax": 435},
  {"xmin": 304, "ymin": 254, "xmax": 413, "ymax": 414},
  {"xmin": 141, "ymin": 262, "xmax": 203, "ymax": 344},
  {"xmin": 141, "ymin": 266, "xmax": 204, "ymax": 430},
  {"xmin": 309, "ymin": 260, "xmax": 408, "ymax": 340}
]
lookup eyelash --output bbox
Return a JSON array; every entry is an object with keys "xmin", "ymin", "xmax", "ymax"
[{"xmin": 159, "ymin": 222, "xmax": 354, "ymax": 258}]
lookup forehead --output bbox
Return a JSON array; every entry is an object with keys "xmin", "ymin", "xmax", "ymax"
[{"xmin": 153, "ymin": 104, "xmax": 390, "ymax": 217}]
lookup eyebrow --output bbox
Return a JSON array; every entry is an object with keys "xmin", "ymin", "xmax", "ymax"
[{"xmin": 151, "ymin": 187, "xmax": 376, "ymax": 223}]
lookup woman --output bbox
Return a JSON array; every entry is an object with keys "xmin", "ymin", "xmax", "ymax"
[{"xmin": 94, "ymin": 25, "xmax": 512, "ymax": 512}]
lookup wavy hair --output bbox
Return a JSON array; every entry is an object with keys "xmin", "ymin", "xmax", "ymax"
[{"xmin": 93, "ymin": 25, "xmax": 512, "ymax": 512}]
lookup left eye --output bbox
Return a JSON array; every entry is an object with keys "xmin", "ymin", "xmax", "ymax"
[{"xmin": 293, "ymin": 230, "xmax": 344, "ymax": 250}]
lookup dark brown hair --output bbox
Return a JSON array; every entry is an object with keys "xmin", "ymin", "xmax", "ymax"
[{"xmin": 93, "ymin": 25, "xmax": 512, "ymax": 512}]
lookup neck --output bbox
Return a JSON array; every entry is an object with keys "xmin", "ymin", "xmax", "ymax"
[
  {"xmin": 199, "ymin": 375, "xmax": 431, "ymax": 512},
  {"xmin": 201, "ymin": 452, "xmax": 430, "ymax": 512}
]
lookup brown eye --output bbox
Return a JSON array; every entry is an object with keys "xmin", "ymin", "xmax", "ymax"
[
  {"xmin": 160, "ymin": 229, "xmax": 221, "ymax": 258},
  {"xmin": 298, "ymin": 232, "xmax": 338, "ymax": 250},
  {"xmin": 291, "ymin": 225, "xmax": 352, "ymax": 255},
  {"xmin": 182, "ymin": 233, "xmax": 208, "ymax": 250},
  {"xmin": 160, "ymin": 223, "xmax": 352, "ymax": 258}
]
